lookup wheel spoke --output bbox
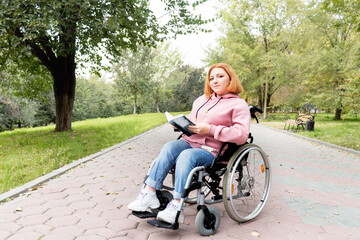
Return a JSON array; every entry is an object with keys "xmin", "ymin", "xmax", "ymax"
[{"xmin": 223, "ymin": 144, "xmax": 271, "ymax": 223}]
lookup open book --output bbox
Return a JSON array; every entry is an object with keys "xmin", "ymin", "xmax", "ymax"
[{"xmin": 165, "ymin": 112, "xmax": 195, "ymax": 136}]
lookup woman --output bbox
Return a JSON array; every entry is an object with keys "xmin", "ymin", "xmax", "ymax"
[{"xmin": 128, "ymin": 63, "xmax": 251, "ymax": 224}]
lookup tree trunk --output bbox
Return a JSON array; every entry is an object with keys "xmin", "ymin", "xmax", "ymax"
[
  {"xmin": 133, "ymin": 95, "xmax": 137, "ymax": 114},
  {"xmin": 263, "ymin": 81, "xmax": 268, "ymax": 119},
  {"xmin": 156, "ymin": 99, "xmax": 160, "ymax": 113},
  {"xmin": 52, "ymin": 56, "xmax": 76, "ymax": 132},
  {"xmin": 334, "ymin": 108, "xmax": 342, "ymax": 120},
  {"xmin": 258, "ymin": 98, "xmax": 263, "ymax": 111}
]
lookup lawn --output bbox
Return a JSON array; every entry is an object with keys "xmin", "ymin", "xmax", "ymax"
[
  {"xmin": 0, "ymin": 113, "xmax": 168, "ymax": 194},
  {"xmin": 260, "ymin": 113, "xmax": 360, "ymax": 151}
]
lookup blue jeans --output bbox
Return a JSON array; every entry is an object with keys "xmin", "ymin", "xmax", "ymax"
[{"xmin": 145, "ymin": 139, "xmax": 214, "ymax": 199}]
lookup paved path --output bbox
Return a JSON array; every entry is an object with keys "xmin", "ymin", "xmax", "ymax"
[{"xmin": 0, "ymin": 123, "xmax": 359, "ymax": 240}]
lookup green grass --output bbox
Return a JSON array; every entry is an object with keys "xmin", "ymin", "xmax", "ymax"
[
  {"xmin": 260, "ymin": 113, "xmax": 360, "ymax": 151},
  {"xmin": 0, "ymin": 113, "xmax": 168, "ymax": 194}
]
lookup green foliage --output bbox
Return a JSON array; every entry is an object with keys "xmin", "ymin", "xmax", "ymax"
[
  {"xmin": 0, "ymin": 113, "xmax": 167, "ymax": 194},
  {"xmin": 166, "ymin": 65, "xmax": 205, "ymax": 111},
  {"xmin": 205, "ymin": 0, "xmax": 360, "ymax": 118},
  {"xmin": 0, "ymin": 93, "xmax": 55, "ymax": 131},
  {"xmin": 0, "ymin": 99, "xmax": 16, "ymax": 131},
  {"xmin": 112, "ymin": 44, "xmax": 205, "ymax": 114},
  {"xmin": 149, "ymin": 43, "xmax": 184, "ymax": 112},
  {"xmin": 0, "ymin": 0, "xmax": 210, "ymax": 131},
  {"xmin": 113, "ymin": 45, "xmax": 155, "ymax": 114},
  {"xmin": 205, "ymin": 0, "xmax": 301, "ymax": 109},
  {"xmin": 340, "ymin": 76, "xmax": 360, "ymax": 115},
  {"xmin": 73, "ymin": 76, "xmax": 117, "ymax": 121},
  {"xmin": 0, "ymin": 0, "xmax": 210, "ymax": 73},
  {"xmin": 295, "ymin": 0, "xmax": 359, "ymax": 118}
]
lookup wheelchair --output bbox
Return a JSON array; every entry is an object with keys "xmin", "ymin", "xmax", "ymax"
[{"xmin": 131, "ymin": 105, "xmax": 271, "ymax": 236}]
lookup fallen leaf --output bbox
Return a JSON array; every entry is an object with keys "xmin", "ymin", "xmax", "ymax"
[
  {"xmin": 251, "ymin": 231, "xmax": 260, "ymax": 237},
  {"xmin": 106, "ymin": 191, "xmax": 118, "ymax": 195},
  {"xmin": 15, "ymin": 207, "xmax": 23, "ymax": 212},
  {"xmin": 29, "ymin": 186, "xmax": 43, "ymax": 191}
]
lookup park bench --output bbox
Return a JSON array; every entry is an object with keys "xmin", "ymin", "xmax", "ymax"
[
  {"xmin": 284, "ymin": 103, "xmax": 317, "ymax": 132},
  {"xmin": 284, "ymin": 114, "xmax": 314, "ymax": 132}
]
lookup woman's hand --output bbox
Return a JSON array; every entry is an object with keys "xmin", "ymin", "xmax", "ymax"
[{"xmin": 189, "ymin": 123, "xmax": 210, "ymax": 135}]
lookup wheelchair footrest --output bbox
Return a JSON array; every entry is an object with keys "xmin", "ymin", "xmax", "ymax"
[
  {"xmin": 132, "ymin": 211, "xmax": 157, "ymax": 219},
  {"xmin": 147, "ymin": 219, "xmax": 179, "ymax": 230}
]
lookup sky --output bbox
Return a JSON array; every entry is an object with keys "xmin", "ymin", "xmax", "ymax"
[{"xmin": 151, "ymin": 0, "xmax": 222, "ymax": 68}]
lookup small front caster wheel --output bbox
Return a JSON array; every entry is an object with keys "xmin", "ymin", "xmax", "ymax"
[{"xmin": 195, "ymin": 206, "xmax": 220, "ymax": 236}]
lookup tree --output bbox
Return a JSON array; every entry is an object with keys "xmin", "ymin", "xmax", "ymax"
[
  {"xmin": 0, "ymin": 0, "xmax": 209, "ymax": 131},
  {"xmin": 170, "ymin": 65, "xmax": 205, "ymax": 111},
  {"xmin": 73, "ymin": 75, "xmax": 116, "ymax": 121},
  {"xmin": 150, "ymin": 43, "xmax": 183, "ymax": 113},
  {"xmin": 341, "ymin": 76, "xmax": 360, "ymax": 116},
  {"xmin": 205, "ymin": 0, "xmax": 300, "ymax": 115},
  {"xmin": 0, "ymin": 98, "xmax": 18, "ymax": 131},
  {"xmin": 113, "ymin": 46, "xmax": 155, "ymax": 114},
  {"xmin": 298, "ymin": 0, "xmax": 359, "ymax": 119}
]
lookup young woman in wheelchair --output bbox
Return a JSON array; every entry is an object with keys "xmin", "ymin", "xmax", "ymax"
[{"xmin": 128, "ymin": 63, "xmax": 251, "ymax": 224}]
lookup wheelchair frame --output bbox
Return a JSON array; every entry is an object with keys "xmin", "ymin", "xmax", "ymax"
[{"xmin": 132, "ymin": 105, "xmax": 271, "ymax": 236}]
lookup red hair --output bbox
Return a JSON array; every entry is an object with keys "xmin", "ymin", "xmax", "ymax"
[{"xmin": 204, "ymin": 63, "xmax": 243, "ymax": 98}]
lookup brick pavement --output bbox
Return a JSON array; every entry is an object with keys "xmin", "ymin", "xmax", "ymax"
[{"xmin": 0, "ymin": 123, "xmax": 359, "ymax": 240}]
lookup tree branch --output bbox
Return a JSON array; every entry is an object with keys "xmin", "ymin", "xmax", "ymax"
[
  {"xmin": 323, "ymin": 28, "xmax": 335, "ymax": 47},
  {"xmin": 27, "ymin": 40, "xmax": 53, "ymax": 72},
  {"xmin": 13, "ymin": 27, "xmax": 53, "ymax": 72},
  {"xmin": 38, "ymin": 33, "xmax": 57, "ymax": 64}
]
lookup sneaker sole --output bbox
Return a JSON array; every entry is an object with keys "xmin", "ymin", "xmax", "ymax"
[
  {"xmin": 156, "ymin": 212, "xmax": 184, "ymax": 224},
  {"xmin": 128, "ymin": 202, "xmax": 160, "ymax": 212}
]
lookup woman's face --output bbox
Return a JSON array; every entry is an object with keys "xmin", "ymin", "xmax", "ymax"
[{"xmin": 209, "ymin": 67, "xmax": 230, "ymax": 96}]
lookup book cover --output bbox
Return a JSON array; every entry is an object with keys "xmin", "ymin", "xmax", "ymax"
[{"xmin": 165, "ymin": 112, "xmax": 195, "ymax": 136}]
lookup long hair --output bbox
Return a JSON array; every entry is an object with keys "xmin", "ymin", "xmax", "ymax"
[{"xmin": 204, "ymin": 63, "xmax": 243, "ymax": 98}]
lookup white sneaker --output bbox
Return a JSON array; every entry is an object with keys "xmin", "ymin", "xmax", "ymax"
[
  {"xmin": 128, "ymin": 189, "xmax": 160, "ymax": 212},
  {"xmin": 156, "ymin": 200, "xmax": 184, "ymax": 224}
]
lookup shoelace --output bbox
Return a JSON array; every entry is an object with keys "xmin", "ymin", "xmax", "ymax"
[
  {"xmin": 136, "ymin": 191, "xmax": 146, "ymax": 201},
  {"xmin": 166, "ymin": 201, "xmax": 178, "ymax": 212}
]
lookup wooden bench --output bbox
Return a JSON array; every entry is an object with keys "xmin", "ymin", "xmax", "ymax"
[{"xmin": 284, "ymin": 114, "xmax": 314, "ymax": 132}]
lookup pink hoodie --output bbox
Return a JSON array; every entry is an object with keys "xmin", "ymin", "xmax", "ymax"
[{"xmin": 182, "ymin": 93, "xmax": 251, "ymax": 156}]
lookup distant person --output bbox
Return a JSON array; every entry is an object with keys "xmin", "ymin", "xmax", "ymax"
[{"xmin": 128, "ymin": 63, "xmax": 251, "ymax": 224}]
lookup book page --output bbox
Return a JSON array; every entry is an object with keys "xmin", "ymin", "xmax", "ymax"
[{"xmin": 164, "ymin": 111, "xmax": 174, "ymax": 122}]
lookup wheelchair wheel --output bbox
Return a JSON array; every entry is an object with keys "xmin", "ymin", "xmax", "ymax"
[
  {"xmin": 222, "ymin": 144, "xmax": 271, "ymax": 223},
  {"xmin": 150, "ymin": 190, "xmax": 173, "ymax": 214},
  {"xmin": 195, "ymin": 206, "xmax": 220, "ymax": 236}
]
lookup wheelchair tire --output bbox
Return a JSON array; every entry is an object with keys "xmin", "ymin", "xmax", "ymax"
[
  {"xmin": 222, "ymin": 144, "xmax": 271, "ymax": 223},
  {"xmin": 195, "ymin": 206, "xmax": 220, "ymax": 236},
  {"xmin": 150, "ymin": 190, "xmax": 173, "ymax": 214}
]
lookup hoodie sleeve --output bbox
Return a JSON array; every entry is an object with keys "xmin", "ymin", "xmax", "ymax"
[{"xmin": 208, "ymin": 100, "xmax": 250, "ymax": 145}]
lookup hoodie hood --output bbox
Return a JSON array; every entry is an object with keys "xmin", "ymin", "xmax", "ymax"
[{"xmin": 210, "ymin": 93, "xmax": 241, "ymax": 100}]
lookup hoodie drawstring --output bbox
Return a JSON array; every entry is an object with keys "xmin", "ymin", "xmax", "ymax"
[{"xmin": 195, "ymin": 97, "xmax": 223, "ymax": 121}]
